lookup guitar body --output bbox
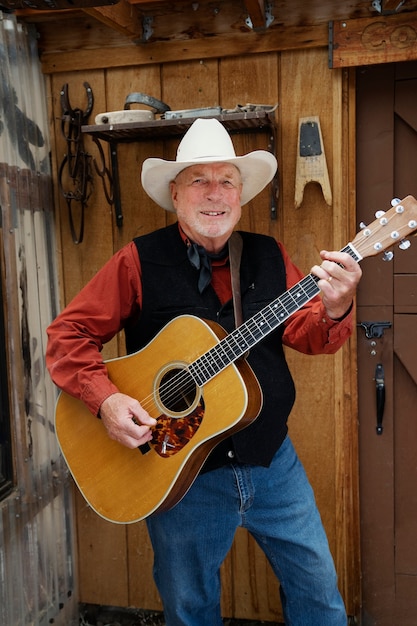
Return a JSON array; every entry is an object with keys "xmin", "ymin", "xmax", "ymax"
[{"xmin": 55, "ymin": 315, "xmax": 263, "ymax": 523}]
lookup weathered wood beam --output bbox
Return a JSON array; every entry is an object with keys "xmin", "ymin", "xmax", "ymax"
[
  {"xmin": 330, "ymin": 13, "xmax": 417, "ymax": 67},
  {"xmin": 39, "ymin": 22, "xmax": 328, "ymax": 73},
  {"xmin": 83, "ymin": 0, "xmax": 143, "ymax": 38}
]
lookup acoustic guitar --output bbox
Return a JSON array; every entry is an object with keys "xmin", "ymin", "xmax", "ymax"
[{"xmin": 55, "ymin": 195, "xmax": 417, "ymax": 523}]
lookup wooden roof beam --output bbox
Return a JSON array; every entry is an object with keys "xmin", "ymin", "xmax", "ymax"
[
  {"xmin": 242, "ymin": 0, "xmax": 270, "ymax": 30},
  {"xmin": 83, "ymin": 0, "xmax": 143, "ymax": 38}
]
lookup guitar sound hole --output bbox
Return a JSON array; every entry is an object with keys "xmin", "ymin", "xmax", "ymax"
[{"xmin": 159, "ymin": 368, "xmax": 198, "ymax": 413}]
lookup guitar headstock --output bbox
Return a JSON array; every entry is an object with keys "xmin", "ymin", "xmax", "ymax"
[{"xmin": 351, "ymin": 195, "xmax": 417, "ymax": 260}]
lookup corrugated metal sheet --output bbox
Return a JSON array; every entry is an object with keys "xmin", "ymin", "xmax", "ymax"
[{"xmin": 0, "ymin": 12, "xmax": 78, "ymax": 626}]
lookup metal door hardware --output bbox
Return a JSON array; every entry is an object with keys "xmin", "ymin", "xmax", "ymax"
[
  {"xmin": 375, "ymin": 363, "xmax": 386, "ymax": 435},
  {"xmin": 358, "ymin": 321, "xmax": 392, "ymax": 339}
]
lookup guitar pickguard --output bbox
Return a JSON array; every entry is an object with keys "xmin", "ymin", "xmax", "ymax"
[{"xmin": 152, "ymin": 400, "xmax": 205, "ymax": 457}]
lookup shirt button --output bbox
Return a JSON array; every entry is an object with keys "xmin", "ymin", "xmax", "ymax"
[{"xmin": 227, "ymin": 450, "xmax": 235, "ymax": 459}]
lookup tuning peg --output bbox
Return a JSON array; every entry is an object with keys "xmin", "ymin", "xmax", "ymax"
[
  {"xmin": 399, "ymin": 239, "xmax": 411, "ymax": 250},
  {"xmin": 375, "ymin": 210, "xmax": 386, "ymax": 218},
  {"xmin": 359, "ymin": 221, "xmax": 367, "ymax": 229},
  {"xmin": 382, "ymin": 251, "xmax": 394, "ymax": 261},
  {"xmin": 391, "ymin": 197, "xmax": 402, "ymax": 206}
]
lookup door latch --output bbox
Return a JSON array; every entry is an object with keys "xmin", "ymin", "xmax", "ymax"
[{"xmin": 375, "ymin": 363, "xmax": 385, "ymax": 435}]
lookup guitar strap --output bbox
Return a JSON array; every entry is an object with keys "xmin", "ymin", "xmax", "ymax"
[{"xmin": 228, "ymin": 231, "xmax": 243, "ymax": 328}]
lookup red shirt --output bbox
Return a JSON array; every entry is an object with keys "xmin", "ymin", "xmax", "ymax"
[{"xmin": 46, "ymin": 239, "xmax": 353, "ymax": 416}]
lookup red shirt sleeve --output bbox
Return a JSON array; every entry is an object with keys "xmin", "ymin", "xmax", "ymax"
[{"xmin": 46, "ymin": 242, "xmax": 142, "ymax": 416}]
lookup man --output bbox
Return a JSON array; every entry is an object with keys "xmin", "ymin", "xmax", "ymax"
[{"xmin": 46, "ymin": 118, "xmax": 361, "ymax": 626}]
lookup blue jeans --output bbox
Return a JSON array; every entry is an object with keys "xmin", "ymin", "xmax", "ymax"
[{"xmin": 146, "ymin": 436, "xmax": 347, "ymax": 626}]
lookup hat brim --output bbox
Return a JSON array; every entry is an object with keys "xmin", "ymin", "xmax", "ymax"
[{"xmin": 141, "ymin": 151, "xmax": 277, "ymax": 212}]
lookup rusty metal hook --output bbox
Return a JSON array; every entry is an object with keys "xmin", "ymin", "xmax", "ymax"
[{"xmin": 58, "ymin": 82, "xmax": 94, "ymax": 244}]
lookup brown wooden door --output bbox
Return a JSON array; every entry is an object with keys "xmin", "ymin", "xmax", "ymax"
[{"xmin": 356, "ymin": 61, "xmax": 417, "ymax": 626}]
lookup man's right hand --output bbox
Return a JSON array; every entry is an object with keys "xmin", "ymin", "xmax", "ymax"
[{"xmin": 99, "ymin": 392, "xmax": 157, "ymax": 449}]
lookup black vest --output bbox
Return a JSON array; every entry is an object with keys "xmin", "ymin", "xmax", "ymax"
[{"xmin": 126, "ymin": 223, "xmax": 296, "ymax": 470}]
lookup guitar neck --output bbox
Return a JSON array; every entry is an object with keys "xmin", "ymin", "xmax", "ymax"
[{"xmin": 188, "ymin": 242, "xmax": 361, "ymax": 387}]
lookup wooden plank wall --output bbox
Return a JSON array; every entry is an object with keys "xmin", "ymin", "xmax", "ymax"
[
  {"xmin": 0, "ymin": 14, "xmax": 78, "ymax": 624},
  {"xmin": 46, "ymin": 43, "xmax": 359, "ymax": 621}
]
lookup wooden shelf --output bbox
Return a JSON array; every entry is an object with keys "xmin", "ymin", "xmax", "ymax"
[{"xmin": 82, "ymin": 110, "xmax": 276, "ymax": 143}]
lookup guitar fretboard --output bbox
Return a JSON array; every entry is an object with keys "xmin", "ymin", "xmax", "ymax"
[{"xmin": 188, "ymin": 243, "xmax": 360, "ymax": 387}]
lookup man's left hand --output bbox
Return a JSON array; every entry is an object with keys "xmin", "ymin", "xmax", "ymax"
[{"xmin": 311, "ymin": 250, "xmax": 362, "ymax": 320}]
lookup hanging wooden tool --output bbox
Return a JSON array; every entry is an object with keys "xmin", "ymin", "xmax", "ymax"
[{"xmin": 294, "ymin": 116, "xmax": 332, "ymax": 208}]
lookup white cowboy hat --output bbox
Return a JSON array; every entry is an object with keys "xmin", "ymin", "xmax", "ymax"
[{"xmin": 141, "ymin": 117, "xmax": 277, "ymax": 212}]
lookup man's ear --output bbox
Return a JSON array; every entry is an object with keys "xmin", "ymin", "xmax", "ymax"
[{"xmin": 170, "ymin": 180, "xmax": 178, "ymax": 208}]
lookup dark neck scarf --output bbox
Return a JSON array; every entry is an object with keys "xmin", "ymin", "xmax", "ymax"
[{"xmin": 186, "ymin": 240, "xmax": 228, "ymax": 293}]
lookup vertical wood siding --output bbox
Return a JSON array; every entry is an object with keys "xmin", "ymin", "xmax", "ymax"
[
  {"xmin": 46, "ymin": 48, "xmax": 359, "ymax": 621},
  {"xmin": 0, "ymin": 13, "xmax": 78, "ymax": 626}
]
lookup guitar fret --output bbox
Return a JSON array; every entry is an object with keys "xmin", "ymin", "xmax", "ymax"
[
  {"xmin": 227, "ymin": 330, "xmax": 249, "ymax": 354},
  {"xmin": 255, "ymin": 309, "xmax": 274, "ymax": 332},
  {"xmin": 344, "ymin": 242, "xmax": 361, "ymax": 263},
  {"xmin": 190, "ymin": 345, "xmax": 231, "ymax": 386},
  {"xmin": 268, "ymin": 301, "xmax": 287, "ymax": 324},
  {"xmin": 236, "ymin": 321, "xmax": 262, "ymax": 347},
  {"xmin": 213, "ymin": 338, "xmax": 239, "ymax": 366},
  {"xmin": 189, "ymin": 359, "xmax": 213, "ymax": 385},
  {"xmin": 196, "ymin": 345, "xmax": 229, "ymax": 380}
]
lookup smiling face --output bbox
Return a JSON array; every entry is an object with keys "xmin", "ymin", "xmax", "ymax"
[{"xmin": 170, "ymin": 162, "xmax": 243, "ymax": 253}]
